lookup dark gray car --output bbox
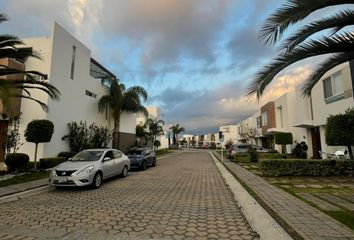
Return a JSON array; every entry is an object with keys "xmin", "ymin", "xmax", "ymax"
[{"xmin": 127, "ymin": 147, "xmax": 156, "ymax": 170}]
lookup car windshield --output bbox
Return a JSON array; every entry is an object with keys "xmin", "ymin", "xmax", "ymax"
[
  {"xmin": 70, "ymin": 150, "xmax": 104, "ymax": 161},
  {"xmin": 128, "ymin": 149, "xmax": 144, "ymax": 155}
]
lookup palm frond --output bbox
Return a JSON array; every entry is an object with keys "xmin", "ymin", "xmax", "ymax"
[
  {"xmin": 247, "ymin": 31, "xmax": 354, "ymax": 98},
  {"xmin": 127, "ymin": 86, "xmax": 148, "ymax": 101},
  {"xmin": 0, "ymin": 14, "xmax": 8, "ymax": 23},
  {"xmin": 302, "ymin": 52, "xmax": 354, "ymax": 96},
  {"xmin": 98, "ymin": 95, "xmax": 112, "ymax": 114},
  {"xmin": 259, "ymin": 0, "xmax": 354, "ymax": 45},
  {"xmin": 280, "ymin": 9, "xmax": 354, "ymax": 52},
  {"xmin": 10, "ymin": 94, "xmax": 49, "ymax": 112}
]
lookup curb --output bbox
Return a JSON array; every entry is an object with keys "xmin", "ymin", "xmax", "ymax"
[
  {"xmin": 0, "ymin": 185, "xmax": 50, "ymax": 205},
  {"xmin": 210, "ymin": 152, "xmax": 293, "ymax": 240}
]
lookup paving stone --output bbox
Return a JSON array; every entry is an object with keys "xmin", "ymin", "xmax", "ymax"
[
  {"xmin": 297, "ymin": 193, "xmax": 340, "ymax": 211},
  {"xmin": 314, "ymin": 193, "xmax": 354, "ymax": 211},
  {"xmin": 222, "ymin": 158, "xmax": 354, "ymax": 240},
  {"xmin": 0, "ymin": 151, "xmax": 258, "ymax": 239}
]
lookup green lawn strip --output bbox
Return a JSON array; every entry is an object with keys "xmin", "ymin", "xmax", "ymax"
[
  {"xmin": 211, "ymin": 151, "xmax": 304, "ymax": 240},
  {"xmin": 156, "ymin": 149, "xmax": 172, "ymax": 156},
  {"xmin": 271, "ymin": 181, "xmax": 354, "ymax": 231},
  {"xmin": 0, "ymin": 171, "xmax": 49, "ymax": 188}
]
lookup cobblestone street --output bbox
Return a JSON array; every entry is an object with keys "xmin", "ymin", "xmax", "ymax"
[{"xmin": 0, "ymin": 151, "xmax": 258, "ymax": 239}]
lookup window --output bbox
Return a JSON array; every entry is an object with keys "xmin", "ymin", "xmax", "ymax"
[
  {"xmin": 113, "ymin": 150, "xmax": 122, "ymax": 159},
  {"xmin": 85, "ymin": 90, "xmax": 97, "ymax": 98},
  {"xmin": 323, "ymin": 70, "xmax": 344, "ymax": 101},
  {"xmin": 262, "ymin": 112, "xmax": 268, "ymax": 126},
  {"xmin": 70, "ymin": 46, "xmax": 76, "ymax": 79}
]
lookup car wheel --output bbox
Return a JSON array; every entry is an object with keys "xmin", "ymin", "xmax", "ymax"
[
  {"xmin": 141, "ymin": 161, "xmax": 147, "ymax": 170},
  {"xmin": 92, "ymin": 172, "xmax": 102, "ymax": 189},
  {"xmin": 121, "ymin": 166, "xmax": 128, "ymax": 177},
  {"xmin": 152, "ymin": 159, "xmax": 156, "ymax": 167}
]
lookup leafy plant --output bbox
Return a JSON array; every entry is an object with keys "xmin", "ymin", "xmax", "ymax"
[
  {"xmin": 5, "ymin": 153, "xmax": 29, "ymax": 173},
  {"xmin": 291, "ymin": 141, "xmax": 308, "ymax": 159},
  {"xmin": 153, "ymin": 140, "xmax": 161, "ymax": 150},
  {"xmin": 62, "ymin": 121, "xmax": 113, "ymax": 152},
  {"xmin": 224, "ymin": 139, "xmax": 234, "ymax": 150},
  {"xmin": 274, "ymin": 132, "xmax": 293, "ymax": 153},
  {"xmin": 5, "ymin": 116, "xmax": 22, "ymax": 154},
  {"xmin": 249, "ymin": 148, "xmax": 259, "ymax": 163},
  {"xmin": 326, "ymin": 108, "xmax": 354, "ymax": 159},
  {"xmin": 25, "ymin": 119, "xmax": 54, "ymax": 170}
]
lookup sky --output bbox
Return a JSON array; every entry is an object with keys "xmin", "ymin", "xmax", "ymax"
[{"xmin": 0, "ymin": 0, "xmax": 318, "ymax": 134}]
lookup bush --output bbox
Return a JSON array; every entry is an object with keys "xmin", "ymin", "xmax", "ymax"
[
  {"xmin": 234, "ymin": 152, "xmax": 283, "ymax": 162},
  {"xmin": 5, "ymin": 153, "xmax": 30, "ymax": 172},
  {"xmin": 39, "ymin": 157, "xmax": 66, "ymax": 169},
  {"xmin": 259, "ymin": 159, "xmax": 354, "ymax": 177},
  {"xmin": 274, "ymin": 132, "xmax": 293, "ymax": 145},
  {"xmin": 58, "ymin": 151, "xmax": 76, "ymax": 161},
  {"xmin": 291, "ymin": 141, "xmax": 308, "ymax": 159},
  {"xmin": 249, "ymin": 148, "xmax": 258, "ymax": 163}
]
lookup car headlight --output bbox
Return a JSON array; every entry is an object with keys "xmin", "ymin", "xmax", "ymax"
[
  {"xmin": 50, "ymin": 169, "xmax": 57, "ymax": 177},
  {"xmin": 76, "ymin": 165, "xmax": 94, "ymax": 175}
]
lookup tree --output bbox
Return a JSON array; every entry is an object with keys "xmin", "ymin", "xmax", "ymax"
[
  {"xmin": 135, "ymin": 125, "xmax": 148, "ymax": 147},
  {"xmin": 98, "ymin": 79, "xmax": 148, "ymax": 149},
  {"xmin": 247, "ymin": 1, "xmax": 354, "ymax": 99},
  {"xmin": 170, "ymin": 124, "xmax": 185, "ymax": 145},
  {"xmin": 274, "ymin": 132, "xmax": 293, "ymax": 154},
  {"xmin": 0, "ymin": 14, "xmax": 60, "ymax": 113},
  {"xmin": 326, "ymin": 108, "xmax": 354, "ymax": 159},
  {"xmin": 24, "ymin": 119, "xmax": 54, "ymax": 170},
  {"xmin": 153, "ymin": 140, "xmax": 161, "ymax": 150},
  {"xmin": 144, "ymin": 118, "xmax": 164, "ymax": 148}
]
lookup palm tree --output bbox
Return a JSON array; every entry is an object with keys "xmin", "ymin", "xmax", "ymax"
[
  {"xmin": 246, "ymin": 1, "xmax": 354, "ymax": 99},
  {"xmin": 144, "ymin": 118, "xmax": 164, "ymax": 148},
  {"xmin": 170, "ymin": 124, "xmax": 185, "ymax": 145},
  {"xmin": 135, "ymin": 125, "xmax": 149, "ymax": 147},
  {"xmin": 98, "ymin": 79, "xmax": 148, "ymax": 149},
  {"xmin": 0, "ymin": 13, "xmax": 60, "ymax": 114}
]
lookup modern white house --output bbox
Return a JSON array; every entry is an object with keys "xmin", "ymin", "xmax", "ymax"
[
  {"xmin": 219, "ymin": 124, "xmax": 240, "ymax": 147},
  {"xmin": 221, "ymin": 61, "xmax": 354, "ymax": 157},
  {"xmin": 136, "ymin": 106, "xmax": 169, "ymax": 149},
  {"xmin": 294, "ymin": 61, "xmax": 354, "ymax": 158},
  {"xmin": 1, "ymin": 22, "xmax": 137, "ymax": 165}
]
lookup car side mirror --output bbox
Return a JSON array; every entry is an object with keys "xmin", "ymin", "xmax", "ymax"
[
  {"xmin": 103, "ymin": 157, "xmax": 111, "ymax": 161},
  {"xmin": 68, "ymin": 158, "xmax": 72, "ymax": 161}
]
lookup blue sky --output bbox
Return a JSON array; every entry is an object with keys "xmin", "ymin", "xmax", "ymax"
[{"xmin": 0, "ymin": 0, "xmax": 318, "ymax": 134}]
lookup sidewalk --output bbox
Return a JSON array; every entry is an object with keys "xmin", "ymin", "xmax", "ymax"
[
  {"xmin": 0, "ymin": 178, "xmax": 48, "ymax": 198},
  {"xmin": 213, "ymin": 152, "xmax": 354, "ymax": 240}
]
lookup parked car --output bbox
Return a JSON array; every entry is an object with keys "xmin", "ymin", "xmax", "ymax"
[
  {"xmin": 49, "ymin": 148, "xmax": 130, "ymax": 189},
  {"xmin": 227, "ymin": 143, "xmax": 273, "ymax": 157},
  {"xmin": 127, "ymin": 147, "xmax": 156, "ymax": 170}
]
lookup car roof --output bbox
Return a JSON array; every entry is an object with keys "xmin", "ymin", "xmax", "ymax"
[{"xmin": 84, "ymin": 148, "xmax": 117, "ymax": 152}]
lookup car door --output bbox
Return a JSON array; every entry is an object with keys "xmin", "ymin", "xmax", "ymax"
[
  {"xmin": 102, "ymin": 150, "xmax": 115, "ymax": 178},
  {"xmin": 145, "ymin": 149, "xmax": 152, "ymax": 166},
  {"xmin": 113, "ymin": 150, "xmax": 124, "ymax": 175}
]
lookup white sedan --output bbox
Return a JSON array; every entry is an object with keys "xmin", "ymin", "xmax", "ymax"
[{"xmin": 49, "ymin": 148, "xmax": 130, "ymax": 188}]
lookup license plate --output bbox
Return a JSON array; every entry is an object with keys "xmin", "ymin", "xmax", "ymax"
[{"xmin": 58, "ymin": 178, "xmax": 68, "ymax": 183}]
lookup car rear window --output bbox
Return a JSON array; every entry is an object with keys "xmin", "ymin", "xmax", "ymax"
[{"xmin": 128, "ymin": 149, "xmax": 144, "ymax": 155}]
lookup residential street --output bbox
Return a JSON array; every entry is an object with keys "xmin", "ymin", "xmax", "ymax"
[{"xmin": 0, "ymin": 151, "xmax": 258, "ymax": 240}]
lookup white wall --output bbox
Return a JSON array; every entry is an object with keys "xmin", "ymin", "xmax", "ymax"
[
  {"xmin": 119, "ymin": 112, "xmax": 136, "ymax": 134},
  {"xmin": 219, "ymin": 125, "xmax": 239, "ymax": 146},
  {"xmin": 19, "ymin": 22, "xmax": 113, "ymax": 159}
]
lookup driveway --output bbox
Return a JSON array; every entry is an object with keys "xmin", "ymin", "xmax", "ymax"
[{"xmin": 0, "ymin": 151, "xmax": 258, "ymax": 239}]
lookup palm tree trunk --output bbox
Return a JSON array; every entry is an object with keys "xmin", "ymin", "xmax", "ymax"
[{"xmin": 112, "ymin": 113, "xmax": 121, "ymax": 149}]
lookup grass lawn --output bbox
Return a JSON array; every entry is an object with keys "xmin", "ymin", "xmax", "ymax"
[
  {"xmin": 0, "ymin": 171, "xmax": 49, "ymax": 188},
  {"xmin": 156, "ymin": 149, "xmax": 172, "ymax": 156},
  {"xmin": 237, "ymin": 161, "xmax": 354, "ymax": 231}
]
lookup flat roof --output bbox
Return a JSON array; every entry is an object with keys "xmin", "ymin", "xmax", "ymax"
[{"xmin": 90, "ymin": 58, "xmax": 116, "ymax": 81}]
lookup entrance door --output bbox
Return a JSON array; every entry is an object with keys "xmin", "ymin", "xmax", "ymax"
[{"xmin": 311, "ymin": 127, "xmax": 321, "ymax": 159}]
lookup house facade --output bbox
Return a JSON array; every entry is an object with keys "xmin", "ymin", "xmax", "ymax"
[
  {"xmin": 1, "ymin": 22, "xmax": 137, "ymax": 167},
  {"xmin": 222, "ymin": 61, "xmax": 354, "ymax": 157}
]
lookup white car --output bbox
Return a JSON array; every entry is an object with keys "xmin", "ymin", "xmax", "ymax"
[{"xmin": 49, "ymin": 148, "xmax": 130, "ymax": 188}]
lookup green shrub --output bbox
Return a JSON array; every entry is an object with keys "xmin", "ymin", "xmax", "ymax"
[
  {"xmin": 249, "ymin": 148, "xmax": 258, "ymax": 163},
  {"xmin": 5, "ymin": 153, "xmax": 30, "ymax": 172},
  {"xmin": 274, "ymin": 132, "xmax": 293, "ymax": 145},
  {"xmin": 234, "ymin": 153, "xmax": 250, "ymax": 162},
  {"xmin": 259, "ymin": 159, "xmax": 354, "ymax": 177},
  {"xmin": 39, "ymin": 157, "xmax": 65, "ymax": 169},
  {"xmin": 58, "ymin": 151, "xmax": 76, "ymax": 161},
  {"xmin": 258, "ymin": 152, "xmax": 283, "ymax": 159},
  {"xmin": 291, "ymin": 141, "xmax": 308, "ymax": 159}
]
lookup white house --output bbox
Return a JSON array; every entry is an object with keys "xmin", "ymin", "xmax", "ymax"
[
  {"xmin": 294, "ymin": 61, "xmax": 354, "ymax": 158},
  {"xmin": 14, "ymin": 22, "xmax": 136, "ymax": 160},
  {"xmin": 219, "ymin": 125, "xmax": 240, "ymax": 146}
]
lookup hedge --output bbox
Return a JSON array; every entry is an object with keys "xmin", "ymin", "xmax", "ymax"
[
  {"xmin": 5, "ymin": 153, "xmax": 30, "ymax": 172},
  {"xmin": 57, "ymin": 151, "xmax": 77, "ymax": 161},
  {"xmin": 39, "ymin": 157, "xmax": 66, "ymax": 169},
  {"xmin": 234, "ymin": 152, "xmax": 285, "ymax": 163},
  {"xmin": 259, "ymin": 159, "xmax": 354, "ymax": 177}
]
